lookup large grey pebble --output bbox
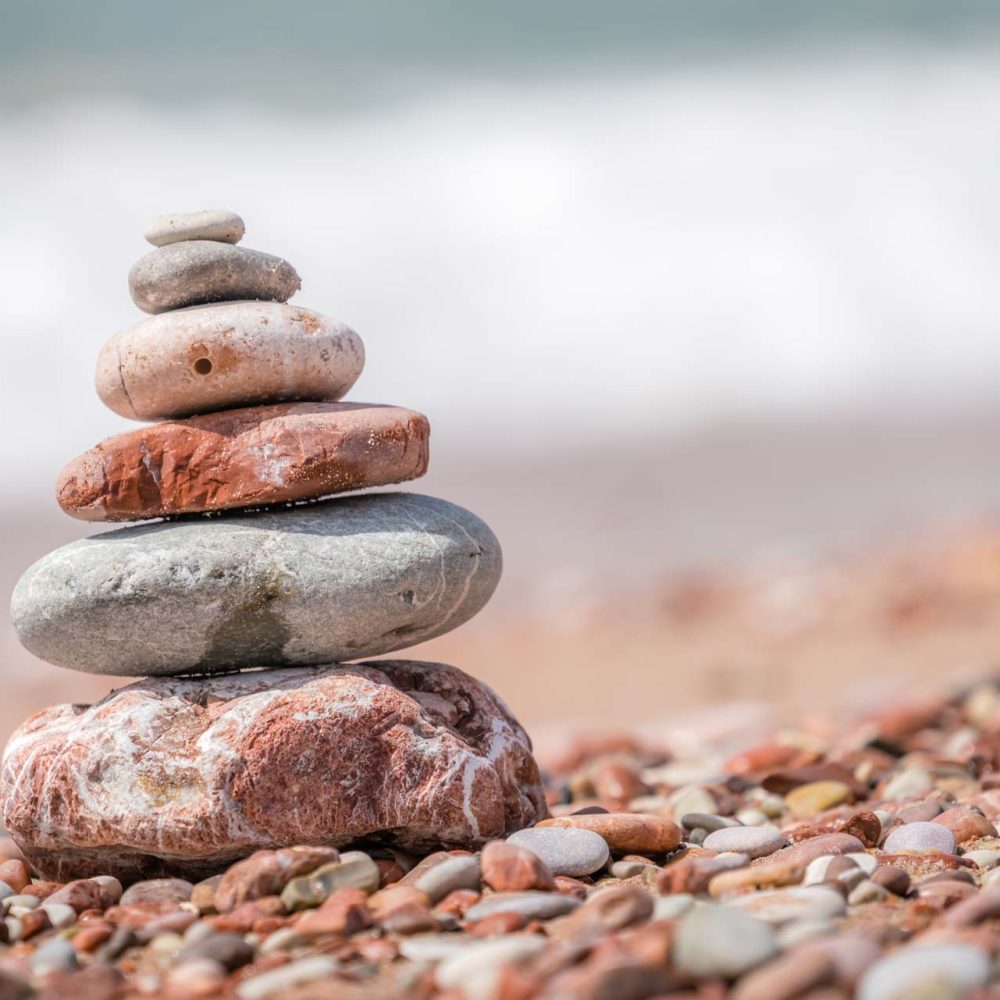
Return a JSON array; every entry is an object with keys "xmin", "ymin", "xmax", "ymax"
[
  {"xmin": 464, "ymin": 891, "xmax": 580, "ymax": 922},
  {"xmin": 882, "ymin": 822, "xmax": 956, "ymax": 855},
  {"xmin": 673, "ymin": 902, "xmax": 777, "ymax": 978},
  {"xmin": 858, "ymin": 943, "xmax": 991, "ymax": 1000},
  {"xmin": 144, "ymin": 209, "xmax": 245, "ymax": 247},
  {"xmin": 702, "ymin": 825, "xmax": 784, "ymax": 859},
  {"xmin": 507, "ymin": 827, "xmax": 609, "ymax": 877},
  {"xmin": 12, "ymin": 493, "xmax": 502, "ymax": 676},
  {"xmin": 129, "ymin": 241, "xmax": 300, "ymax": 313},
  {"xmin": 30, "ymin": 937, "xmax": 79, "ymax": 975},
  {"xmin": 177, "ymin": 932, "xmax": 254, "ymax": 970}
]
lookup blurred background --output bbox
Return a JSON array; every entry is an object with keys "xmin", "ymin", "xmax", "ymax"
[{"xmin": 2, "ymin": 1, "xmax": 1000, "ymax": 742}]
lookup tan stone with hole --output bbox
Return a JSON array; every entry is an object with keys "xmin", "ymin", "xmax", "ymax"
[{"xmin": 95, "ymin": 300, "xmax": 365, "ymax": 421}]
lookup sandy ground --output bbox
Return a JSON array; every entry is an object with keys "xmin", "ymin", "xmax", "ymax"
[{"xmin": 2, "ymin": 409, "xmax": 999, "ymax": 741}]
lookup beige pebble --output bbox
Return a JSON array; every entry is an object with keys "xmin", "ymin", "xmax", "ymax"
[{"xmin": 96, "ymin": 301, "xmax": 365, "ymax": 421}]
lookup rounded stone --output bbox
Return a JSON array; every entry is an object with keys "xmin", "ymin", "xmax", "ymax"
[
  {"xmin": 506, "ymin": 827, "xmax": 610, "ymax": 877},
  {"xmin": 57, "ymin": 402, "xmax": 431, "ymax": 522},
  {"xmin": 882, "ymin": 822, "xmax": 957, "ymax": 855},
  {"xmin": 785, "ymin": 780, "xmax": 851, "ymax": 817},
  {"xmin": 673, "ymin": 902, "xmax": 777, "ymax": 978},
  {"xmin": 858, "ymin": 943, "xmax": 991, "ymax": 1000},
  {"xmin": 464, "ymin": 891, "xmax": 581, "ymax": 922},
  {"xmin": 11, "ymin": 493, "xmax": 501, "ymax": 676},
  {"xmin": 129, "ymin": 241, "xmax": 300, "ymax": 313},
  {"xmin": 144, "ymin": 210, "xmax": 245, "ymax": 247},
  {"xmin": 96, "ymin": 301, "xmax": 364, "ymax": 421},
  {"xmin": 0, "ymin": 660, "xmax": 545, "ymax": 882},
  {"xmin": 702, "ymin": 825, "xmax": 784, "ymax": 859}
]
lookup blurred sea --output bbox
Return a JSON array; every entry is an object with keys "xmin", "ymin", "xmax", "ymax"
[{"xmin": 4, "ymin": 29, "xmax": 1000, "ymax": 499}]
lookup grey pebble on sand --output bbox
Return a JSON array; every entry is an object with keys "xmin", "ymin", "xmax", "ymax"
[
  {"xmin": 506, "ymin": 826, "xmax": 609, "ymax": 877},
  {"xmin": 464, "ymin": 891, "xmax": 580, "ymax": 922},
  {"xmin": 702, "ymin": 824, "xmax": 784, "ymax": 858},
  {"xmin": 672, "ymin": 903, "xmax": 777, "ymax": 978}
]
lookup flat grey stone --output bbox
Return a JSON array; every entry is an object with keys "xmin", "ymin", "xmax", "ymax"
[
  {"xmin": 506, "ymin": 827, "xmax": 609, "ymax": 877},
  {"xmin": 405, "ymin": 854, "xmax": 482, "ymax": 904},
  {"xmin": 11, "ymin": 492, "xmax": 502, "ymax": 676},
  {"xmin": 129, "ymin": 241, "xmax": 300, "ymax": 313},
  {"xmin": 144, "ymin": 210, "xmax": 245, "ymax": 247},
  {"xmin": 464, "ymin": 891, "xmax": 580, "ymax": 922},
  {"xmin": 30, "ymin": 938, "xmax": 79, "ymax": 975},
  {"xmin": 673, "ymin": 902, "xmax": 777, "ymax": 978},
  {"xmin": 702, "ymin": 825, "xmax": 784, "ymax": 859}
]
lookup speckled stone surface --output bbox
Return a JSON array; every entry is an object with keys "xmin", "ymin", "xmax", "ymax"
[
  {"xmin": 143, "ymin": 209, "xmax": 245, "ymax": 247},
  {"xmin": 128, "ymin": 241, "xmax": 300, "ymax": 313},
  {"xmin": 96, "ymin": 301, "xmax": 365, "ymax": 421},
  {"xmin": 11, "ymin": 492, "xmax": 502, "ymax": 676},
  {"xmin": 57, "ymin": 402, "xmax": 430, "ymax": 521},
  {"xmin": 0, "ymin": 661, "xmax": 546, "ymax": 882}
]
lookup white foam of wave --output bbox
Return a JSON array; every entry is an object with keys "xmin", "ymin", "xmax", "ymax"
[{"xmin": 2, "ymin": 45, "xmax": 1000, "ymax": 496}]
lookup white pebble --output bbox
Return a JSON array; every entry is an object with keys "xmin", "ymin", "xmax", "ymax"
[
  {"xmin": 40, "ymin": 902, "xmax": 76, "ymax": 929},
  {"xmin": 848, "ymin": 880, "xmax": 888, "ymax": 905},
  {"xmin": 6, "ymin": 895, "xmax": 39, "ymax": 910},
  {"xmin": 964, "ymin": 850, "xmax": 1000, "ymax": 870},
  {"xmin": 653, "ymin": 894, "xmax": 694, "ymax": 919}
]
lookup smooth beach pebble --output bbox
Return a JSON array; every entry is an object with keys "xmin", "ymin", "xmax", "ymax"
[
  {"xmin": 129, "ymin": 241, "xmax": 300, "ymax": 313},
  {"xmin": 785, "ymin": 780, "xmax": 851, "ymax": 817},
  {"xmin": 96, "ymin": 301, "xmax": 364, "ymax": 421},
  {"xmin": 882, "ymin": 821, "xmax": 957, "ymax": 855},
  {"xmin": 11, "ymin": 493, "xmax": 501, "ymax": 676},
  {"xmin": 702, "ymin": 825, "xmax": 784, "ymax": 859},
  {"xmin": 57, "ymin": 402, "xmax": 431, "ymax": 522},
  {"xmin": 536, "ymin": 813, "xmax": 682, "ymax": 854},
  {"xmin": 144, "ymin": 209, "xmax": 245, "ymax": 247},
  {"xmin": 506, "ymin": 827, "xmax": 610, "ymax": 877},
  {"xmin": 672, "ymin": 903, "xmax": 777, "ymax": 978},
  {"xmin": 857, "ymin": 943, "xmax": 991, "ymax": 1000},
  {"xmin": 1, "ymin": 661, "xmax": 545, "ymax": 881},
  {"xmin": 464, "ymin": 891, "xmax": 580, "ymax": 923}
]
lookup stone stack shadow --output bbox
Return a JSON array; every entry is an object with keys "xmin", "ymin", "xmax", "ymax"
[{"xmin": 4, "ymin": 210, "xmax": 545, "ymax": 882}]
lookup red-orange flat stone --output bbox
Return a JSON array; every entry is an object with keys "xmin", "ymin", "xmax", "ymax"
[{"xmin": 56, "ymin": 402, "xmax": 429, "ymax": 522}]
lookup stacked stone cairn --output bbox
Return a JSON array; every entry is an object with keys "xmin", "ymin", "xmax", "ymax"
[{"xmin": 4, "ymin": 209, "xmax": 546, "ymax": 883}]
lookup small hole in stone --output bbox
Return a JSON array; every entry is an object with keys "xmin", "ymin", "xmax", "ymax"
[{"xmin": 193, "ymin": 358, "xmax": 213, "ymax": 375}]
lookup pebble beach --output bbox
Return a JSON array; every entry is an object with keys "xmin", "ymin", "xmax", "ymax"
[{"xmin": 0, "ymin": 679, "xmax": 996, "ymax": 998}]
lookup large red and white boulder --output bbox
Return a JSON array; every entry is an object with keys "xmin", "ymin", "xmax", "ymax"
[{"xmin": 1, "ymin": 661, "xmax": 545, "ymax": 882}]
